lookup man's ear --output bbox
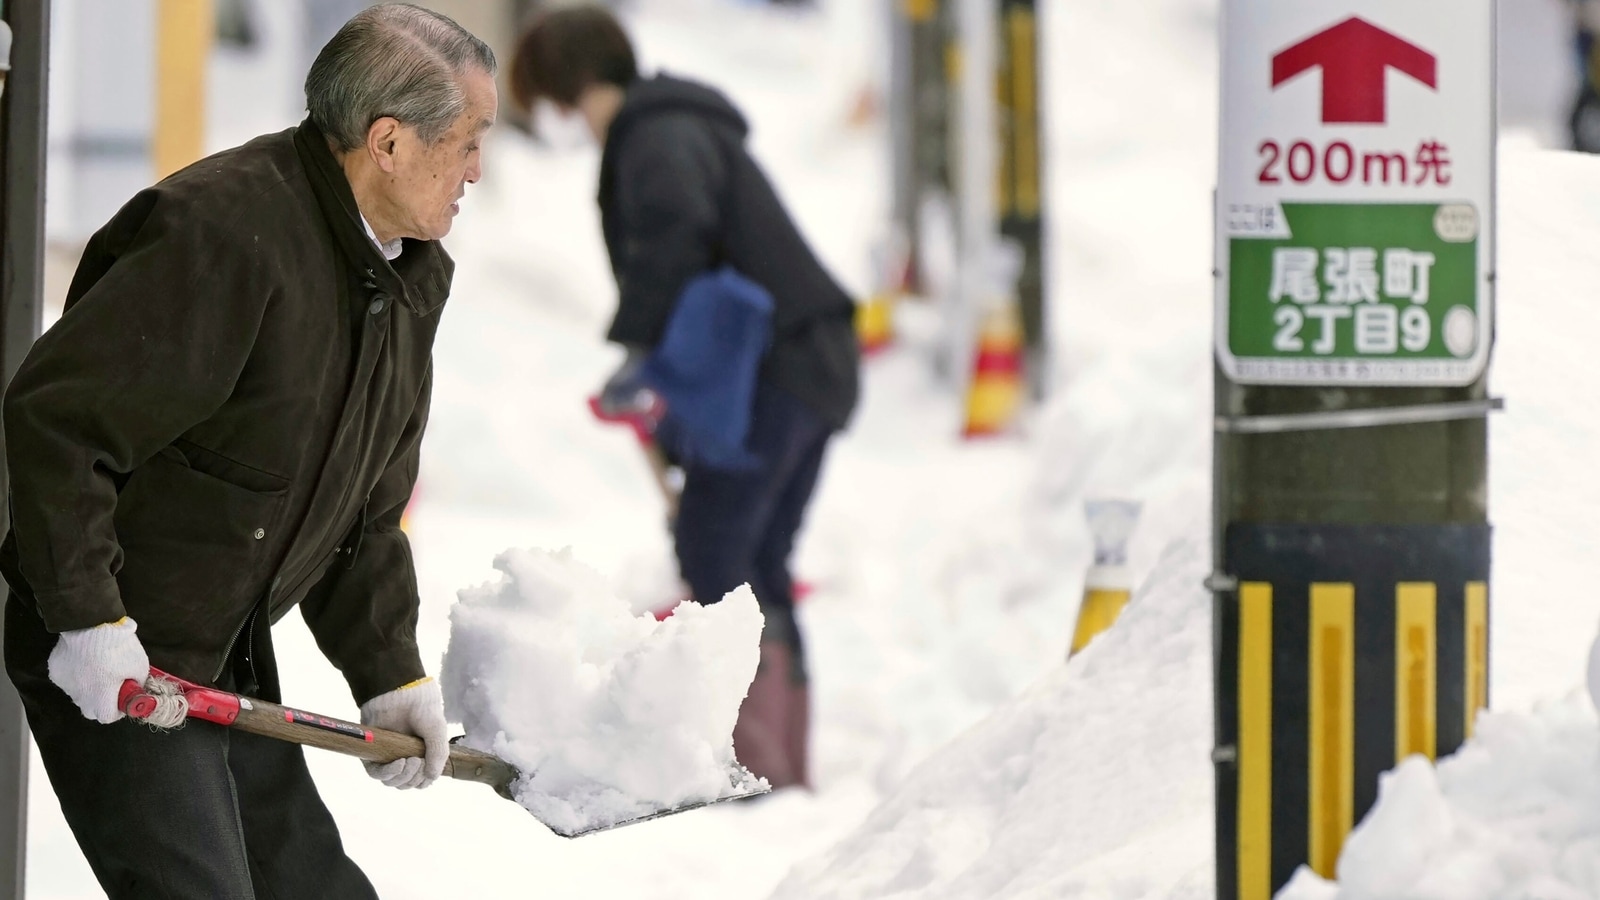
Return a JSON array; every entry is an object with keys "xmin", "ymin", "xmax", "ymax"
[{"xmin": 365, "ymin": 116, "xmax": 402, "ymax": 173}]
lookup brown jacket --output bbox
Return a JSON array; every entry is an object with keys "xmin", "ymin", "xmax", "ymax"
[{"xmin": 0, "ymin": 120, "xmax": 451, "ymax": 704}]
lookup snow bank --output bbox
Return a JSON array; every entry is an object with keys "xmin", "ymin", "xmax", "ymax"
[
  {"xmin": 770, "ymin": 532, "xmax": 1216, "ymax": 900},
  {"xmin": 1279, "ymin": 693, "xmax": 1600, "ymax": 900},
  {"xmin": 440, "ymin": 548, "xmax": 767, "ymax": 835}
]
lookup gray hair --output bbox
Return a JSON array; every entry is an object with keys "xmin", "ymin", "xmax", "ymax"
[{"xmin": 306, "ymin": 3, "xmax": 497, "ymax": 151}]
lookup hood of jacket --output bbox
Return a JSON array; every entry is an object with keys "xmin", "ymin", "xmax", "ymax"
[{"xmin": 606, "ymin": 73, "xmax": 749, "ymax": 147}]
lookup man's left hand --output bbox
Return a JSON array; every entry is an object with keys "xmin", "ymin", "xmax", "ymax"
[{"xmin": 359, "ymin": 677, "xmax": 448, "ymax": 789}]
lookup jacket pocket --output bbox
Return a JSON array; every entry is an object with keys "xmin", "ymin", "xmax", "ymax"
[
  {"xmin": 112, "ymin": 449, "xmax": 289, "ymax": 659},
  {"xmin": 170, "ymin": 438, "xmax": 291, "ymax": 494}
]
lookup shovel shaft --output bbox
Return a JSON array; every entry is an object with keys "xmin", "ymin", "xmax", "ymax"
[
  {"xmin": 232, "ymin": 696, "xmax": 519, "ymax": 797},
  {"xmin": 120, "ymin": 672, "xmax": 518, "ymax": 798}
]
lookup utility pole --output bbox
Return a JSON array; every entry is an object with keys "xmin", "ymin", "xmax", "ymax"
[
  {"xmin": 0, "ymin": 3, "xmax": 50, "ymax": 896},
  {"xmin": 1211, "ymin": 3, "xmax": 1496, "ymax": 897},
  {"xmin": 995, "ymin": 0, "xmax": 1046, "ymax": 398}
]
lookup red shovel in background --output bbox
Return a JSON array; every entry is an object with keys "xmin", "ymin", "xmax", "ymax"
[
  {"xmin": 587, "ymin": 393, "xmax": 681, "ymax": 524},
  {"xmin": 585, "ymin": 394, "xmax": 817, "ymax": 617},
  {"xmin": 118, "ymin": 669, "xmax": 768, "ymax": 837}
]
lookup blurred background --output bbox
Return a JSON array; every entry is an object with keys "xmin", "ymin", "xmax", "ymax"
[{"xmin": 3, "ymin": 0, "xmax": 1600, "ymax": 898}]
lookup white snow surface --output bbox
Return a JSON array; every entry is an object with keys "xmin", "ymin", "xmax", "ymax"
[
  {"xmin": 21, "ymin": 0, "xmax": 1600, "ymax": 898},
  {"xmin": 440, "ymin": 549, "xmax": 766, "ymax": 836},
  {"xmin": 771, "ymin": 534, "xmax": 1216, "ymax": 900}
]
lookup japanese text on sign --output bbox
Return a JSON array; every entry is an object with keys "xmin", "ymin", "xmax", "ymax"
[{"xmin": 1268, "ymin": 246, "xmax": 1436, "ymax": 355}]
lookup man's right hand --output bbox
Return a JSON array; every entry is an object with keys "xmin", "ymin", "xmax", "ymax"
[{"xmin": 47, "ymin": 617, "xmax": 151, "ymax": 724}]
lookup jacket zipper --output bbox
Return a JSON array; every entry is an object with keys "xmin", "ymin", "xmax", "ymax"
[
  {"xmin": 269, "ymin": 541, "xmax": 344, "ymax": 622},
  {"xmin": 211, "ymin": 602, "xmax": 257, "ymax": 683},
  {"xmin": 321, "ymin": 277, "xmax": 385, "ymax": 577}
]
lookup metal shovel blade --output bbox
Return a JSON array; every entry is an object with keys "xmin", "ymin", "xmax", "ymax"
[{"xmin": 539, "ymin": 764, "xmax": 771, "ymax": 838}]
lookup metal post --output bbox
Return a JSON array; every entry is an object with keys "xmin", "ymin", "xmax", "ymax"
[
  {"xmin": 949, "ymin": 0, "xmax": 997, "ymax": 391},
  {"xmin": 0, "ymin": 3, "xmax": 49, "ymax": 895},
  {"xmin": 1211, "ymin": 4, "xmax": 1495, "ymax": 897},
  {"xmin": 996, "ymin": 0, "xmax": 1046, "ymax": 399},
  {"xmin": 889, "ymin": 1, "xmax": 916, "ymax": 274},
  {"xmin": 890, "ymin": 0, "xmax": 953, "ymax": 297}
]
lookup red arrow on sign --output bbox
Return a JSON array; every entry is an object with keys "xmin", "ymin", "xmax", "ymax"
[{"xmin": 1271, "ymin": 17, "xmax": 1437, "ymax": 124}]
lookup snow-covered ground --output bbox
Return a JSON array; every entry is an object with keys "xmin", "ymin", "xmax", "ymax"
[{"xmin": 20, "ymin": 0, "xmax": 1600, "ymax": 898}]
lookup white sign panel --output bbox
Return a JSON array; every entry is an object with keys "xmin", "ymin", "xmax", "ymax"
[{"xmin": 1216, "ymin": 1, "xmax": 1495, "ymax": 385}]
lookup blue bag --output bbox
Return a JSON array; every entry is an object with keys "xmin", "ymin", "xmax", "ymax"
[{"xmin": 639, "ymin": 267, "xmax": 774, "ymax": 470}]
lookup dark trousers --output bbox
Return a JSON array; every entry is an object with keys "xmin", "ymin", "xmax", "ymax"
[
  {"xmin": 674, "ymin": 382, "xmax": 831, "ymax": 660},
  {"xmin": 673, "ymin": 384, "xmax": 830, "ymax": 789},
  {"xmin": 4, "ymin": 597, "xmax": 377, "ymax": 900}
]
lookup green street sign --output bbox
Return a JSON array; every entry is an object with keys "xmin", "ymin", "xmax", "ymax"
[{"xmin": 1226, "ymin": 202, "xmax": 1481, "ymax": 383}]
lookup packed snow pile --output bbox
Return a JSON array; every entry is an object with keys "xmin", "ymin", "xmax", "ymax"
[
  {"xmin": 770, "ymin": 531, "xmax": 1216, "ymax": 900},
  {"xmin": 1278, "ymin": 692, "xmax": 1600, "ymax": 900},
  {"xmin": 439, "ymin": 548, "xmax": 767, "ymax": 835}
]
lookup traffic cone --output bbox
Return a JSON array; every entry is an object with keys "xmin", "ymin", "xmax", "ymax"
[
  {"xmin": 1070, "ymin": 500, "xmax": 1142, "ymax": 657},
  {"xmin": 961, "ymin": 302, "xmax": 1025, "ymax": 438},
  {"xmin": 857, "ymin": 231, "xmax": 911, "ymax": 356},
  {"xmin": 856, "ymin": 291, "xmax": 896, "ymax": 356}
]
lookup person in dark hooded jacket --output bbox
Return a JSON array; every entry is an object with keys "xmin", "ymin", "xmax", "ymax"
[{"xmin": 510, "ymin": 4, "xmax": 859, "ymax": 791}]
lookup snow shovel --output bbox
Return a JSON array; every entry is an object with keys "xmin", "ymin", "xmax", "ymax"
[
  {"xmin": 587, "ymin": 394, "xmax": 681, "ymax": 524},
  {"xmin": 117, "ymin": 669, "xmax": 769, "ymax": 837}
]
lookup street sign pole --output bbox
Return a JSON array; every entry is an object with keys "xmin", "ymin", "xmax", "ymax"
[
  {"xmin": 1211, "ymin": 3, "xmax": 1496, "ymax": 897},
  {"xmin": 1, "ymin": 3, "xmax": 49, "ymax": 896}
]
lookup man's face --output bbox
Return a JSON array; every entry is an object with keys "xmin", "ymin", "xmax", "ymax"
[{"xmin": 383, "ymin": 67, "xmax": 498, "ymax": 241}]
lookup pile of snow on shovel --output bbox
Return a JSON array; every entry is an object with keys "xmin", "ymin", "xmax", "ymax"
[{"xmin": 440, "ymin": 547, "xmax": 767, "ymax": 835}]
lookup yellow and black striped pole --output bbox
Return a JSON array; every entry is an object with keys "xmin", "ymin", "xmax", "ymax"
[{"xmin": 1215, "ymin": 525, "xmax": 1490, "ymax": 897}]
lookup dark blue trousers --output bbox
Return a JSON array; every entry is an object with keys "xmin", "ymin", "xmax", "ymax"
[{"xmin": 673, "ymin": 382, "xmax": 831, "ymax": 677}]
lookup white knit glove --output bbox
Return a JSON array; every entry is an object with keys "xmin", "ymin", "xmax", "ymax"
[
  {"xmin": 47, "ymin": 617, "xmax": 151, "ymax": 724},
  {"xmin": 359, "ymin": 677, "xmax": 448, "ymax": 789}
]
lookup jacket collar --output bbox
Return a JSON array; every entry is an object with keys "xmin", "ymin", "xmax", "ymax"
[{"xmin": 292, "ymin": 119, "xmax": 452, "ymax": 317}]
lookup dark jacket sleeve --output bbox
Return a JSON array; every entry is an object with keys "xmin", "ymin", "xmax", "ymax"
[
  {"xmin": 2, "ymin": 192, "xmax": 270, "ymax": 633},
  {"xmin": 605, "ymin": 114, "xmax": 729, "ymax": 348},
  {"xmin": 298, "ymin": 365, "xmax": 432, "ymax": 705}
]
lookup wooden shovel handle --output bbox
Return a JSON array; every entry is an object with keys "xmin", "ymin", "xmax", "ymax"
[
  {"xmin": 120, "ymin": 675, "xmax": 519, "ymax": 799},
  {"xmin": 235, "ymin": 697, "xmax": 518, "ymax": 798}
]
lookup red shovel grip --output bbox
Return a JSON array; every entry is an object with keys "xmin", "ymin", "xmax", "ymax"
[
  {"xmin": 117, "ymin": 680, "xmax": 158, "ymax": 718},
  {"xmin": 119, "ymin": 668, "xmax": 242, "ymax": 725}
]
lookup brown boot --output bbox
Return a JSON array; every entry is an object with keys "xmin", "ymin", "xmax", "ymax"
[
  {"xmin": 787, "ymin": 677, "xmax": 810, "ymax": 790},
  {"xmin": 732, "ymin": 641, "xmax": 807, "ymax": 789}
]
